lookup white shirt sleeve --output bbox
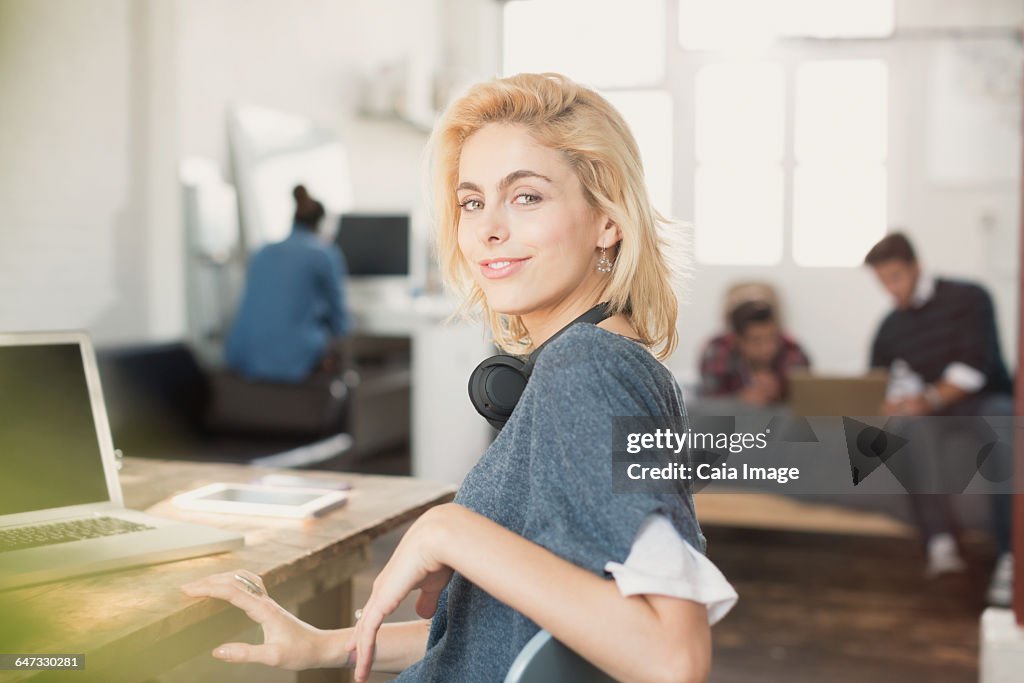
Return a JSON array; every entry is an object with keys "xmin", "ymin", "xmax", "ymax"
[
  {"xmin": 604, "ymin": 513, "xmax": 738, "ymax": 626},
  {"xmin": 942, "ymin": 362, "xmax": 986, "ymax": 393}
]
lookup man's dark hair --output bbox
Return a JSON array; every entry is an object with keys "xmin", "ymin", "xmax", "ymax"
[
  {"xmin": 730, "ymin": 300, "xmax": 775, "ymax": 336},
  {"xmin": 864, "ymin": 231, "xmax": 917, "ymax": 266}
]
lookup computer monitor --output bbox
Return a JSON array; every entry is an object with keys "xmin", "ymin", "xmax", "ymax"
[{"xmin": 335, "ymin": 214, "xmax": 410, "ymax": 277}]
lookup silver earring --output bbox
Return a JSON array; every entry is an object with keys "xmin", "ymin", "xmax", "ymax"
[{"xmin": 596, "ymin": 247, "xmax": 613, "ymax": 273}]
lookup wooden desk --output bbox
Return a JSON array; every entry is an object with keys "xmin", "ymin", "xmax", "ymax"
[{"xmin": 1, "ymin": 457, "xmax": 456, "ymax": 683}]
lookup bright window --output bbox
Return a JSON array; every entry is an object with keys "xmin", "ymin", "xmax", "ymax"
[
  {"xmin": 695, "ymin": 63, "xmax": 785, "ymax": 162},
  {"xmin": 693, "ymin": 58, "xmax": 888, "ymax": 266},
  {"xmin": 794, "ymin": 60, "xmax": 887, "ymax": 163},
  {"xmin": 602, "ymin": 91, "xmax": 674, "ymax": 215},
  {"xmin": 792, "ymin": 60, "xmax": 887, "ymax": 266},
  {"xmin": 694, "ymin": 63, "xmax": 785, "ymax": 264},
  {"xmin": 695, "ymin": 165, "xmax": 785, "ymax": 265}
]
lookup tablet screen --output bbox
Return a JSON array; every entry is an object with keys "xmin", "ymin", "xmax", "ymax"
[{"xmin": 200, "ymin": 487, "xmax": 325, "ymax": 506}]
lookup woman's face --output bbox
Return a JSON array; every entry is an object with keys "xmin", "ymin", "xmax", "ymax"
[{"xmin": 456, "ymin": 123, "xmax": 617, "ymax": 323}]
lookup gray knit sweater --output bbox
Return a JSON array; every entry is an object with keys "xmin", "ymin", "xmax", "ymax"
[{"xmin": 393, "ymin": 323, "xmax": 705, "ymax": 682}]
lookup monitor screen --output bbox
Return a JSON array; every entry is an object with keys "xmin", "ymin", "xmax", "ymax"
[
  {"xmin": 0, "ymin": 344, "xmax": 110, "ymax": 516},
  {"xmin": 336, "ymin": 214, "xmax": 410, "ymax": 276}
]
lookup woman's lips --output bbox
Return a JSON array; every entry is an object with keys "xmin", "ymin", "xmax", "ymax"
[{"xmin": 479, "ymin": 257, "xmax": 530, "ymax": 280}]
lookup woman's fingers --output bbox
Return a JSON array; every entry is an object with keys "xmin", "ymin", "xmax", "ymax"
[
  {"xmin": 348, "ymin": 515, "xmax": 455, "ymax": 680},
  {"xmin": 181, "ymin": 571, "xmax": 273, "ymax": 625},
  {"xmin": 212, "ymin": 641, "xmax": 285, "ymax": 666},
  {"xmin": 353, "ymin": 604, "xmax": 383, "ymax": 682},
  {"xmin": 350, "ymin": 556, "xmax": 453, "ymax": 678},
  {"xmin": 181, "ymin": 570, "xmax": 331, "ymax": 671}
]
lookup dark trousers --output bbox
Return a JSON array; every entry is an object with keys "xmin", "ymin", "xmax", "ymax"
[
  {"xmin": 312, "ymin": 337, "xmax": 353, "ymax": 377},
  {"xmin": 894, "ymin": 392, "xmax": 1013, "ymax": 555}
]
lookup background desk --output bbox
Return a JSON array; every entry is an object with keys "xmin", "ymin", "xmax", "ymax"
[
  {"xmin": 1, "ymin": 457, "xmax": 456, "ymax": 683},
  {"xmin": 348, "ymin": 291, "xmax": 494, "ymax": 484}
]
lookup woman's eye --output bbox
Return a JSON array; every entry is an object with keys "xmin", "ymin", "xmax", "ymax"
[
  {"xmin": 459, "ymin": 199, "xmax": 483, "ymax": 212},
  {"xmin": 513, "ymin": 193, "xmax": 541, "ymax": 205}
]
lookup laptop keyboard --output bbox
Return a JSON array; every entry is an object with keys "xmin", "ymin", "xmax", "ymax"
[{"xmin": 0, "ymin": 517, "xmax": 155, "ymax": 552}]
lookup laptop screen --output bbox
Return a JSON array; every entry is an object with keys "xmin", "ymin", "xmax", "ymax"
[{"xmin": 0, "ymin": 343, "xmax": 110, "ymax": 516}]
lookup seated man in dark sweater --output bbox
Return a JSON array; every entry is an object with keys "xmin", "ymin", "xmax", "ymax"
[{"xmin": 865, "ymin": 231, "xmax": 1013, "ymax": 605}]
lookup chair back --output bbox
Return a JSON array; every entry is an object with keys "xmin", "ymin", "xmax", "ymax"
[{"xmin": 504, "ymin": 629, "xmax": 617, "ymax": 683}]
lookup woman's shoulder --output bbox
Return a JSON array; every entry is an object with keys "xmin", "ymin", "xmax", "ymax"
[
  {"xmin": 537, "ymin": 322, "xmax": 660, "ymax": 367},
  {"xmin": 530, "ymin": 323, "xmax": 678, "ymax": 400}
]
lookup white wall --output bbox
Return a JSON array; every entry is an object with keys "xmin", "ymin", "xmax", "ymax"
[
  {"xmin": 175, "ymin": 0, "xmax": 501, "ymax": 210},
  {"xmin": 0, "ymin": 0, "xmax": 141, "ymax": 342},
  {"xmin": 898, "ymin": 0, "xmax": 1024, "ymax": 28},
  {"xmin": 175, "ymin": 0, "xmax": 439, "ymax": 205}
]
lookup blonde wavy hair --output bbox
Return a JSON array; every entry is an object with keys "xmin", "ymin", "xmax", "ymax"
[{"xmin": 427, "ymin": 72, "xmax": 686, "ymax": 360}]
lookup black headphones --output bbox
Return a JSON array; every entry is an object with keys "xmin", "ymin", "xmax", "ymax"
[{"xmin": 468, "ymin": 302, "xmax": 613, "ymax": 430}]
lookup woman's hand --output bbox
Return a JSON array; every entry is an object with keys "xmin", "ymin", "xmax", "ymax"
[
  {"xmin": 351, "ymin": 504, "xmax": 457, "ymax": 682},
  {"xmin": 181, "ymin": 569, "xmax": 344, "ymax": 670}
]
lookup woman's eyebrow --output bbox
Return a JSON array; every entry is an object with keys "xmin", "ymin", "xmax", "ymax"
[{"xmin": 456, "ymin": 170, "xmax": 554, "ymax": 194}]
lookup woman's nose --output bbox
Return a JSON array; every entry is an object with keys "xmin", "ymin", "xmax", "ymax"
[{"xmin": 477, "ymin": 205, "xmax": 509, "ymax": 244}]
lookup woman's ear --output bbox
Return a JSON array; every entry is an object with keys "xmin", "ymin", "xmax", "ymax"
[{"xmin": 597, "ymin": 218, "xmax": 622, "ymax": 249}]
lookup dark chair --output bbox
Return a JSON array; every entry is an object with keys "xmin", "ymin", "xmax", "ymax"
[
  {"xmin": 96, "ymin": 342, "xmax": 348, "ymax": 462},
  {"xmin": 504, "ymin": 630, "xmax": 616, "ymax": 683},
  {"xmin": 205, "ymin": 370, "xmax": 351, "ymax": 437},
  {"xmin": 96, "ymin": 342, "xmax": 213, "ymax": 457}
]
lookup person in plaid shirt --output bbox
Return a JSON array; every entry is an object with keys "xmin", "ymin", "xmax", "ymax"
[{"xmin": 698, "ymin": 300, "xmax": 811, "ymax": 405}]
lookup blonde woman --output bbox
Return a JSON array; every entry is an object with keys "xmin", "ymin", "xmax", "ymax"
[{"xmin": 182, "ymin": 73, "xmax": 737, "ymax": 683}]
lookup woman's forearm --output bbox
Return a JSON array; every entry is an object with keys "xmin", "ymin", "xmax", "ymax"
[
  {"xmin": 432, "ymin": 505, "xmax": 709, "ymax": 683},
  {"xmin": 320, "ymin": 619, "xmax": 430, "ymax": 673}
]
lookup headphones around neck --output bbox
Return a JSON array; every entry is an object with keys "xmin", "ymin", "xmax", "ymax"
[{"xmin": 468, "ymin": 302, "xmax": 613, "ymax": 430}]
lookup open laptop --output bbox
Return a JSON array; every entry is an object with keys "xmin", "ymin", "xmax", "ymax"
[
  {"xmin": 0, "ymin": 331, "xmax": 243, "ymax": 590},
  {"xmin": 788, "ymin": 370, "xmax": 889, "ymax": 417}
]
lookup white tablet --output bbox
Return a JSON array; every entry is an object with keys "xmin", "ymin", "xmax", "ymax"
[{"xmin": 172, "ymin": 483, "xmax": 349, "ymax": 519}]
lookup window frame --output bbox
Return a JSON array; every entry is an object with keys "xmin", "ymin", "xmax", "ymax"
[{"xmin": 681, "ymin": 39, "xmax": 896, "ymax": 268}]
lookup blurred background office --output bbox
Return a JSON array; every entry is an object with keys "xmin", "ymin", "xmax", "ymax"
[{"xmin": 1, "ymin": 1, "xmax": 1022, "ymax": 681}]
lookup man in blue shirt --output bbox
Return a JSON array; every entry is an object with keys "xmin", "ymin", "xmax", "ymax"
[{"xmin": 226, "ymin": 186, "xmax": 352, "ymax": 382}]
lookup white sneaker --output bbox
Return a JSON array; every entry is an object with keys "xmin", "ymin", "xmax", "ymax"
[
  {"xmin": 987, "ymin": 552, "xmax": 1014, "ymax": 607},
  {"xmin": 925, "ymin": 533, "xmax": 967, "ymax": 577}
]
